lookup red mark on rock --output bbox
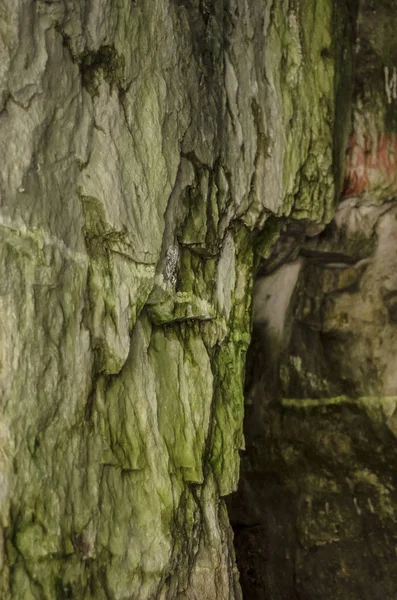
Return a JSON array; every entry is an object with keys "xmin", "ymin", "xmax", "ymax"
[{"xmin": 343, "ymin": 133, "xmax": 397, "ymax": 198}]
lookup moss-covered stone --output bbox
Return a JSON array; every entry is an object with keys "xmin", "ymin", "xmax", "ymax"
[{"xmin": 0, "ymin": 0, "xmax": 357, "ymax": 597}]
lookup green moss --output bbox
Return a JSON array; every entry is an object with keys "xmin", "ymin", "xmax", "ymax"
[
  {"xmin": 148, "ymin": 323, "xmax": 213, "ymax": 483},
  {"xmin": 209, "ymin": 225, "xmax": 254, "ymax": 495},
  {"xmin": 210, "ymin": 340, "xmax": 247, "ymax": 495},
  {"xmin": 282, "ymin": 395, "xmax": 397, "ymax": 424},
  {"xmin": 2, "ymin": 0, "xmax": 360, "ymax": 595},
  {"xmin": 262, "ymin": 0, "xmax": 352, "ymax": 223},
  {"xmin": 148, "ymin": 291, "xmax": 214, "ymax": 325}
]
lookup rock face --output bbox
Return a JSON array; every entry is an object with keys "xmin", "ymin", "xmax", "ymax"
[
  {"xmin": 230, "ymin": 1, "xmax": 397, "ymax": 598},
  {"xmin": 0, "ymin": 1, "xmax": 359, "ymax": 598}
]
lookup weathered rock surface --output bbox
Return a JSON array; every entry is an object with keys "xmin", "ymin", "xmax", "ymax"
[
  {"xmin": 230, "ymin": 1, "xmax": 397, "ymax": 598},
  {"xmin": 0, "ymin": 1, "xmax": 357, "ymax": 598}
]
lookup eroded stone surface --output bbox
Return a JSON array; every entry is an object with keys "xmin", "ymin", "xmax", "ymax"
[{"xmin": 0, "ymin": 1, "xmax": 355, "ymax": 598}]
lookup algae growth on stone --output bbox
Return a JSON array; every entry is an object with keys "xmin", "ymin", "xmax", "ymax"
[{"xmin": 0, "ymin": 0, "xmax": 361, "ymax": 598}]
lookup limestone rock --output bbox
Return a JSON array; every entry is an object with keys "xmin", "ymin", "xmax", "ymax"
[{"xmin": 0, "ymin": 0, "xmax": 356, "ymax": 598}]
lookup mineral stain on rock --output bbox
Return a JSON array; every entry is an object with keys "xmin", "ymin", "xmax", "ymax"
[{"xmin": 343, "ymin": 133, "xmax": 397, "ymax": 197}]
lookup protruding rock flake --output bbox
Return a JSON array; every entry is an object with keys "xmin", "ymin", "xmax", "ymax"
[
  {"xmin": 384, "ymin": 65, "xmax": 397, "ymax": 105},
  {"xmin": 164, "ymin": 244, "xmax": 180, "ymax": 286}
]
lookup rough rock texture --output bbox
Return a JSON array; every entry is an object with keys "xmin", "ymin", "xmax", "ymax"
[
  {"xmin": 0, "ymin": 1, "xmax": 356, "ymax": 599},
  {"xmin": 229, "ymin": 1, "xmax": 397, "ymax": 598}
]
